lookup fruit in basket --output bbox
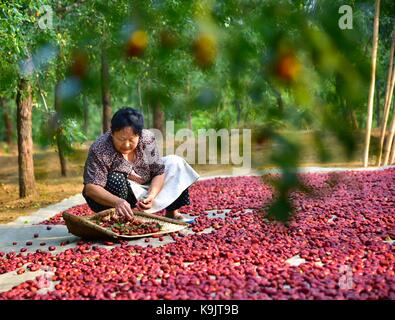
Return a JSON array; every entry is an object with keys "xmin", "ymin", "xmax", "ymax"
[{"xmin": 93, "ymin": 213, "xmax": 162, "ymax": 236}]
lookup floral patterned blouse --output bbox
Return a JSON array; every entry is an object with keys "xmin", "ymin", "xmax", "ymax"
[{"xmin": 83, "ymin": 129, "xmax": 165, "ymax": 191}]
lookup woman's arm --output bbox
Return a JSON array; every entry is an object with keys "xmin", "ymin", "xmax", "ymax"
[
  {"xmin": 84, "ymin": 184, "xmax": 134, "ymax": 220},
  {"xmin": 136, "ymin": 173, "xmax": 164, "ymax": 210},
  {"xmin": 148, "ymin": 173, "xmax": 165, "ymax": 197}
]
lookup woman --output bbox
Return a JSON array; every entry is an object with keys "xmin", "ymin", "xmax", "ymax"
[{"xmin": 82, "ymin": 107, "xmax": 200, "ymax": 221}]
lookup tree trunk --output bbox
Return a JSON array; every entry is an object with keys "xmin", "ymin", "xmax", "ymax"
[
  {"xmin": 137, "ymin": 79, "xmax": 149, "ymax": 126},
  {"xmin": 146, "ymin": 103, "xmax": 153, "ymax": 129},
  {"xmin": 146, "ymin": 104, "xmax": 151, "ymax": 129},
  {"xmin": 375, "ymin": 82, "xmax": 380, "ymax": 128},
  {"xmin": 351, "ymin": 110, "xmax": 358, "ymax": 130},
  {"xmin": 235, "ymin": 99, "xmax": 242, "ymax": 126},
  {"xmin": 101, "ymin": 48, "xmax": 111, "ymax": 133},
  {"xmin": 55, "ymin": 134, "xmax": 67, "ymax": 177},
  {"xmin": 55, "ymin": 81, "xmax": 67, "ymax": 177},
  {"xmin": 0, "ymin": 97, "xmax": 13, "ymax": 145},
  {"xmin": 137, "ymin": 79, "xmax": 143, "ymax": 109},
  {"xmin": 16, "ymin": 78, "xmax": 37, "ymax": 198},
  {"xmin": 271, "ymin": 85, "xmax": 284, "ymax": 114},
  {"xmin": 376, "ymin": 21, "xmax": 395, "ymax": 166},
  {"xmin": 383, "ymin": 99, "xmax": 395, "ymax": 165},
  {"xmin": 341, "ymin": 98, "xmax": 349, "ymax": 125},
  {"xmin": 188, "ymin": 112, "xmax": 192, "ymax": 130},
  {"xmin": 378, "ymin": 64, "xmax": 395, "ymax": 166},
  {"xmin": 363, "ymin": 0, "xmax": 380, "ymax": 168},
  {"xmin": 186, "ymin": 77, "xmax": 192, "ymax": 130},
  {"xmin": 344, "ymin": 100, "xmax": 359, "ymax": 130},
  {"xmin": 390, "ymin": 130, "xmax": 395, "ymax": 164},
  {"xmin": 153, "ymin": 102, "xmax": 165, "ymax": 134},
  {"xmin": 83, "ymin": 94, "xmax": 89, "ymax": 135}
]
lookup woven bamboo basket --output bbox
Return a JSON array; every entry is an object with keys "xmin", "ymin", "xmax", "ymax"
[{"xmin": 63, "ymin": 208, "xmax": 188, "ymax": 241}]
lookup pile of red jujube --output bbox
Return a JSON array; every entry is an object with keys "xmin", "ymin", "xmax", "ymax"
[
  {"xmin": 94, "ymin": 213, "xmax": 162, "ymax": 236},
  {"xmin": 1, "ymin": 168, "xmax": 395, "ymax": 300}
]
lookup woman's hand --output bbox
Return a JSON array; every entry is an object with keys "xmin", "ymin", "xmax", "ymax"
[
  {"xmin": 136, "ymin": 174, "xmax": 164, "ymax": 211},
  {"xmin": 136, "ymin": 194, "xmax": 155, "ymax": 211},
  {"xmin": 115, "ymin": 198, "xmax": 135, "ymax": 221},
  {"xmin": 84, "ymin": 184, "xmax": 134, "ymax": 220}
]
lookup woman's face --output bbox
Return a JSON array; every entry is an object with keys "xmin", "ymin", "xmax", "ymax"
[{"xmin": 111, "ymin": 127, "xmax": 139, "ymax": 155}]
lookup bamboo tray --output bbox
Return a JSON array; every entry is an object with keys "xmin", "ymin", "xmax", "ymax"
[{"xmin": 63, "ymin": 208, "xmax": 188, "ymax": 241}]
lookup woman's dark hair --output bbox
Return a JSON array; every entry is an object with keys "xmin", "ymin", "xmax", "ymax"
[{"xmin": 111, "ymin": 107, "xmax": 144, "ymax": 136}]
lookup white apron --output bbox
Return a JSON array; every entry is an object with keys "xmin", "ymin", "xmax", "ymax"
[{"xmin": 127, "ymin": 155, "xmax": 200, "ymax": 214}]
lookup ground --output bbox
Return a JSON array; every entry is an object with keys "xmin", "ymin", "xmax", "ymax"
[
  {"xmin": 0, "ymin": 167, "xmax": 394, "ymax": 299},
  {"xmin": 1, "ymin": 130, "xmax": 393, "ymax": 300},
  {"xmin": 0, "ymin": 130, "xmax": 381, "ymax": 224}
]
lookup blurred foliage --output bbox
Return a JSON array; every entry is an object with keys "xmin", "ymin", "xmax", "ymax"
[{"xmin": 1, "ymin": 0, "xmax": 395, "ymax": 222}]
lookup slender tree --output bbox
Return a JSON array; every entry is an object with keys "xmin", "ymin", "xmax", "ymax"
[
  {"xmin": 376, "ymin": 20, "xmax": 395, "ymax": 166},
  {"xmin": 390, "ymin": 126, "xmax": 395, "ymax": 164},
  {"xmin": 137, "ymin": 79, "xmax": 149, "ymax": 127},
  {"xmin": 363, "ymin": 0, "xmax": 380, "ymax": 167},
  {"xmin": 389, "ymin": 100, "xmax": 395, "ymax": 164},
  {"xmin": 16, "ymin": 77, "xmax": 37, "ymax": 198},
  {"xmin": 54, "ymin": 81, "xmax": 67, "ymax": 177},
  {"xmin": 383, "ymin": 97, "xmax": 395, "ymax": 165},
  {"xmin": 0, "ymin": 97, "xmax": 13, "ymax": 145},
  {"xmin": 153, "ymin": 102, "xmax": 165, "ymax": 134},
  {"xmin": 375, "ymin": 82, "xmax": 380, "ymax": 127},
  {"xmin": 101, "ymin": 47, "xmax": 111, "ymax": 133},
  {"xmin": 83, "ymin": 94, "xmax": 89, "ymax": 135},
  {"xmin": 186, "ymin": 77, "xmax": 192, "ymax": 130}
]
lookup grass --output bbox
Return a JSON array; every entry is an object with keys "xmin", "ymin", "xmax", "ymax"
[{"xmin": 0, "ymin": 129, "xmax": 386, "ymax": 224}]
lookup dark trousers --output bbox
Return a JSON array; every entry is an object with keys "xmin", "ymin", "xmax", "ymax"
[{"xmin": 84, "ymin": 172, "xmax": 190, "ymax": 213}]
